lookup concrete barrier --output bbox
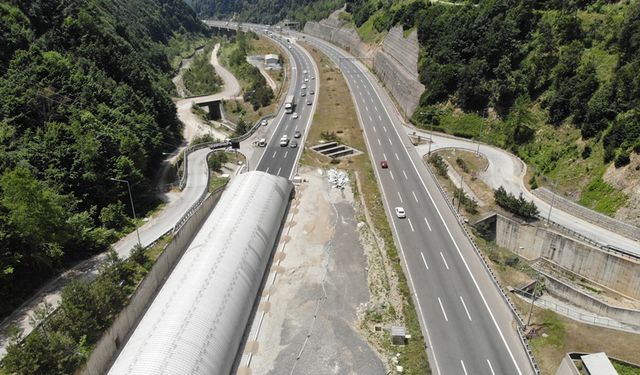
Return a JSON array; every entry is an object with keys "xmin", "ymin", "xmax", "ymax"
[{"xmin": 77, "ymin": 187, "xmax": 226, "ymax": 375}]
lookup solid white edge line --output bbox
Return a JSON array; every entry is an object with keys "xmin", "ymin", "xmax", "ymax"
[
  {"xmin": 440, "ymin": 252, "xmax": 449, "ymax": 270},
  {"xmin": 460, "ymin": 296, "xmax": 472, "ymax": 322},
  {"xmin": 437, "ymin": 297, "xmax": 448, "ymax": 322},
  {"xmin": 338, "ymin": 38, "xmax": 525, "ymax": 375},
  {"xmin": 421, "ymin": 252, "xmax": 429, "ymax": 270},
  {"xmin": 308, "ymin": 35, "xmax": 445, "ymax": 375}
]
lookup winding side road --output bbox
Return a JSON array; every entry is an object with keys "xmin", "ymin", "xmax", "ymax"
[{"xmin": 409, "ymin": 128, "xmax": 640, "ymax": 255}]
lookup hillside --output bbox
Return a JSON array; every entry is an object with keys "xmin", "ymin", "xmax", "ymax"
[
  {"xmin": 0, "ymin": 0, "xmax": 208, "ymax": 318},
  {"xmin": 341, "ymin": 0, "xmax": 640, "ymax": 223},
  {"xmin": 188, "ymin": 0, "xmax": 345, "ymax": 24}
]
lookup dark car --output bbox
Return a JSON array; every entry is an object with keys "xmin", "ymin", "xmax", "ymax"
[
  {"xmin": 290, "ymin": 140, "xmax": 298, "ymax": 148},
  {"xmin": 380, "ymin": 160, "xmax": 388, "ymax": 168},
  {"xmin": 294, "ymin": 130, "xmax": 302, "ymax": 138}
]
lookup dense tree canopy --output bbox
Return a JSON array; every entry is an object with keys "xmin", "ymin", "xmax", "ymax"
[
  {"xmin": 0, "ymin": 0, "xmax": 207, "ymax": 318},
  {"xmin": 346, "ymin": 0, "xmax": 640, "ymax": 165},
  {"xmin": 189, "ymin": 0, "xmax": 345, "ymax": 25}
]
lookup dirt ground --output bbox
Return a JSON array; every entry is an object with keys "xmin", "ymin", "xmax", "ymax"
[{"xmin": 238, "ymin": 166, "xmax": 387, "ymax": 375}]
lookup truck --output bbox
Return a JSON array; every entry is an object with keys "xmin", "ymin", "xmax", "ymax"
[{"xmin": 284, "ymin": 94, "xmax": 295, "ymax": 114}]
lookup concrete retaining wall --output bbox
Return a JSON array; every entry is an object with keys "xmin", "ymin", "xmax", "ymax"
[
  {"xmin": 533, "ymin": 187, "xmax": 640, "ymax": 242},
  {"xmin": 494, "ymin": 214, "xmax": 640, "ymax": 300},
  {"xmin": 77, "ymin": 188, "xmax": 225, "ymax": 375},
  {"xmin": 304, "ymin": 13, "xmax": 425, "ymax": 117},
  {"xmin": 540, "ymin": 269, "xmax": 640, "ymax": 327}
]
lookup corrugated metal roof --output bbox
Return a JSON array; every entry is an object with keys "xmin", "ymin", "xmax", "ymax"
[{"xmin": 108, "ymin": 171, "xmax": 293, "ymax": 375}]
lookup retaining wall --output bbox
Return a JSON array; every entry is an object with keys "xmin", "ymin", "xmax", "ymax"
[
  {"xmin": 533, "ymin": 187, "xmax": 640, "ymax": 242},
  {"xmin": 77, "ymin": 188, "xmax": 225, "ymax": 375},
  {"xmin": 494, "ymin": 214, "xmax": 640, "ymax": 300},
  {"xmin": 540, "ymin": 269, "xmax": 640, "ymax": 328},
  {"xmin": 304, "ymin": 13, "xmax": 425, "ymax": 117}
]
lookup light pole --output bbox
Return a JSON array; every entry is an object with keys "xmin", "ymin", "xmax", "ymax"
[
  {"xmin": 109, "ymin": 178, "xmax": 142, "ymax": 248},
  {"xmin": 546, "ymin": 179, "xmax": 558, "ymax": 223}
]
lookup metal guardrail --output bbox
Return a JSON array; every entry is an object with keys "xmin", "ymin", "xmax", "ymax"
[{"xmin": 424, "ymin": 162, "xmax": 541, "ymax": 374}]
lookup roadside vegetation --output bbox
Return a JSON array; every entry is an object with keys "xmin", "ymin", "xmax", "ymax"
[
  {"xmin": 219, "ymin": 31, "xmax": 283, "ymax": 127},
  {"xmin": 189, "ymin": 0, "xmax": 344, "ymax": 24},
  {"xmin": 0, "ymin": 248, "xmax": 152, "ymax": 374},
  {"xmin": 0, "ymin": 0, "xmax": 208, "ymax": 321},
  {"xmin": 343, "ymin": 0, "xmax": 640, "ymax": 219},
  {"xmin": 182, "ymin": 44, "xmax": 223, "ymax": 96},
  {"xmin": 300, "ymin": 43, "xmax": 430, "ymax": 374}
]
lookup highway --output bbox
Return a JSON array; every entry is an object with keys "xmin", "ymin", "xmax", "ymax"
[
  {"xmin": 296, "ymin": 33, "xmax": 535, "ymax": 374},
  {"xmin": 252, "ymin": 32, "xmax": 319, "ymax": 179}
]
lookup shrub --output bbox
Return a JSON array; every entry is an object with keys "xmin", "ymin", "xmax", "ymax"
[
  {"xmin": 454, "ymin": 188, "xmax": 478, "ymax": 214},
  {"xmin": 614, "ymin": 150, "xmax": 631, "ymax": 168},
  {"xmin": 429, "ymin": 154, "xmax": 448, "ymax": 177},
  {"xmin": 494, "ymin": 186, "xmax": 540, "ymax": 220},
  {"xmin": 456, "ymin": 157, "xmax": 470, "ymax": 173}
]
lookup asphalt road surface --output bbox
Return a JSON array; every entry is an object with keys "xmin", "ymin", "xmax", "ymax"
[{"xmin": 298, "ymin": 33, "xmax": 535, "ymax": 375}]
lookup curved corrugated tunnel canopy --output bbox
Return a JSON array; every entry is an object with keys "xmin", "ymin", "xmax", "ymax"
[{"xmin": 108, "ymin": 171, "xmax": 293, "ymax": 375}]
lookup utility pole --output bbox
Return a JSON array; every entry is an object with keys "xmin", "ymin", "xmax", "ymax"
[
  {"xmin": 526, "ymin": 273, "xmax": 541, "ymax": 329},
  {"xmin": 457, "ymin": 173, "xmax": 463, "ymax": 212},
  {"xmin": 109, "ymin": 178, "xmax": 142, "ymax": 248}
]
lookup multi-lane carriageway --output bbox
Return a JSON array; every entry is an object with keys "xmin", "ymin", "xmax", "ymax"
[{"xmin": 217, "ymin": 22, "xmax": 536, "ymax": 375}]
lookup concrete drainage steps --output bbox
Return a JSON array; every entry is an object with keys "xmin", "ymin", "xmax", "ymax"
[{"xmin": 310, "ymin": 142, "xmax": 361, "ymax": 159}]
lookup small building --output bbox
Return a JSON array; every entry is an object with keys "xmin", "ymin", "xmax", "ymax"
[
  {"xmin": 390, "ymin": 326, "xmax": 407, "ymax": 345},
  {"xmin": 264, "ymin": 53, "xmax": 279, "ymax": 65}
]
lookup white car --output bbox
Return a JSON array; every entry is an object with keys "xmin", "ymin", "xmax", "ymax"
[
  {"xmin": 261, "ymin": 119, "xmax": 268, "ymax": 126},
  {"xmin": 292, "ymin": 112, "xmax": 299, "ymax": 119},
  {"xmin": 304, "ymin": 77, "xmax": 309, "ymax": 82},
  {"xmin": 395, "ymin": 207, "xmax": 406, "ymax": 218},
  {"xmin": 301, "ymin": 84, "xmax": 307, "ymax": 89},
  {"xmin": 280, "ymin": 135, "xmax": 289, "ymax": 147},
  {"xmin": 303, "ymin": 70, "xmax": 308, "ymax": 75}
]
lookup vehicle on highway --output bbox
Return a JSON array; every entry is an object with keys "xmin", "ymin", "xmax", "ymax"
[
  {"xmin": 304, "ymin": 77, "xmax": 309, "ymax": 82},
  {"xmin": 303, "ymin": 70, "xmax": 308, "ymax": 75},
  {"xmin": 309, "ymin": 90, "xmax": 314, "ymax": 95},
  {"xmin": 395, "ymin": 207, "xmax": 406, "ymax": 218},
  {"xmin": 301, "ymin": 84, "xmax": 307, "ymax": 89},
  {"xmin": 311, "ymin": 76, "xmax": 315, "ymax": 80},
  {"xmin": 284, "ymin": 94, "xmax": 295, "ymax": 114},
  {"xmin": 258, "ymin": 138, "xmax": 267, "ymax": 147},
  {"xmin": 261, "ymin": 119, "xmax": 268, "ymax": 126},
  {"xmin": 294, "ymin": 130, "xmax": 301, "ymax": 138},
  {"xmin": 280, "ymin": 136, "xmax": 289, "ymax": 147},
  {"xmin": 300, "ymin": 91, "xmax": 306, "ymax": 97},
  {"xmin": 380, "ymin": 160, "xmax": 388, "ymax": 168},
  {"xmin": 292, "ymin": 112, "xmax": 299, "ymax": 119},
  {"xmin": 306, "ymin": 99, "xmax": 312, "ymax": 105},
  {"xmin": 290, "ymin": 140, "xmax": 298, "ymax": 148}
]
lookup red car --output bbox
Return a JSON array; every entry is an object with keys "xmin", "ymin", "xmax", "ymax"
[{"xmin": 380, "ymin": 160, "xmax": 388, "ymax": 169}]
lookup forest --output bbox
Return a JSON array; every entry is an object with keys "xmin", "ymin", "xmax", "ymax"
[
  {"xmin": 0, "ymin": 0, "xmax": 207, "ymax": 319},
  {"xmin": 346, "ymin": 0, "xmax": 640, "ymax": 167},
  {"xmin": 189, "ymin": 0, "xmax": 345, "ymax": 25}
]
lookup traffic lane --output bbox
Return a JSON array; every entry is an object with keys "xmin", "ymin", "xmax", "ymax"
[{"xmin": 318, "ymin": 39, "xmax": 528, "ymax": 374}]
